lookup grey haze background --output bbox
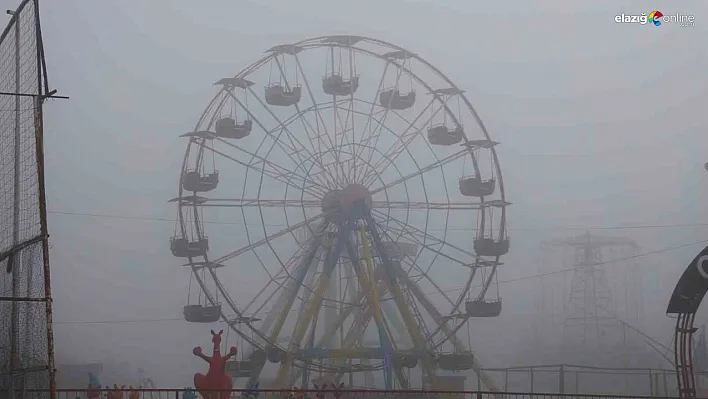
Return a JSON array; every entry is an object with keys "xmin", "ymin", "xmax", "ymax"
[{"xmin": 2, "ymin": 0, "xmax": 705, "ymax": 387}]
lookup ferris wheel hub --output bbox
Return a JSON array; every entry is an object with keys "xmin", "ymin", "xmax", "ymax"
[{"xmin": 321, "ymin": 184, "xmax": 372, "ymax": 223}]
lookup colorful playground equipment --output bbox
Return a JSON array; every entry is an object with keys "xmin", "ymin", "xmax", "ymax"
[
  {"xmin": 193, "ymin": 329, "xmax": 238, "ymax": 399},
  {"xmin": 85, "ymin": 373, "xmax": 102, "ymax": 399},
  {"xmin": 242, "ymin": 381, "xmax": 260, "ymax": 398},
  {"xmin": 107, "ymin": 384, "xmax": 126, "ymax": 399}
]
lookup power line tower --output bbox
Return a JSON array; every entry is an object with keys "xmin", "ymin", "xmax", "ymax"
[{"xmin": 542, "ymin": 231, "xmax": 638, "ymax": 354}]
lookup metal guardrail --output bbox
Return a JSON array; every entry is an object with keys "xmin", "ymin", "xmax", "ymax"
[{"xmin": 7, "ymin": 389, "xmax": 691, "ymax": 399}]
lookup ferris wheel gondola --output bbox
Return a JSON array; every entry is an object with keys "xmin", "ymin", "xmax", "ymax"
[
  {"xmin": 378, "ymin": 51, "xmax": 416, "ymax": 110},
  {"xmin": 322, "ymin": 36, "xmax": 360, "ymax": 97},
  {"xmin": 171, "ymin": 35, "xmax": 511, "ymax": 391}
]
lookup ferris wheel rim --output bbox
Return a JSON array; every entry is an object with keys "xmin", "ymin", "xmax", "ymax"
[{"xmin": 173, "ymin": 34, "xmax": 509, "ymax": 373}]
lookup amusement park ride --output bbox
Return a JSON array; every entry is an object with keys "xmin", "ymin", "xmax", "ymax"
[
  {"xmin": 667, "ymin": 235, "xmax": 708, "ymax": 397},
  {"xmin": 169, "ymin": 35, "xmax": 510, "ymax": 391},
  {"xmin": 665, "ymin": 162, "xmax": 708, "ymax": 398}
]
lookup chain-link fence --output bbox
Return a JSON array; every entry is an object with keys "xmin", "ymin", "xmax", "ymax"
[{"xmin": 0, "ymin": 0, "xmax": 53, "ymax": 398}]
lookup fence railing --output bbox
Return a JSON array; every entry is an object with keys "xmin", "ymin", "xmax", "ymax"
[{"xmin": 6, "ymin": 389, "xmax": 692, "ymax": 399}]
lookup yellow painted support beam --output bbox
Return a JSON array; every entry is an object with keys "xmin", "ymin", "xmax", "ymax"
[
  {"xmin": 359, "ymin": 223, "xmax": 437, "ymax": 382},
  {"xmin": 267, "ymin": 232, "xmax": 326, "ymax": 345},
  {"xmin": 275, "ymin": 231, "xmax": 342, "ymax": 387},
  {"xmin": 274, "ymin": 267, "xmax": 333, "ymax": 386},
  {"xmin": 395, "ymin": 264, "xmax": 500, "ymax": 391},
  {"xmin": 359, "ymin": 226, "xmax": 387, "ymax": 338},
  {"xmin": 291, "ymin": 280, "xmax": 391, "ymax": 384},
  {"xmin": 386, "ymin": 283, "xmax": 436, "ymax": 375}
]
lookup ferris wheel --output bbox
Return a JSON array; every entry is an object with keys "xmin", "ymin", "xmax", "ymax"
[{"xmin": 170, "ymin": 35, "xmax": 510, "ymax": 390}]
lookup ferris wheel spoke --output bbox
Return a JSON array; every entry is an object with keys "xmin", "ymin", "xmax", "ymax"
[
  {"xmin": 292, "ymin": 55, "xmax": 337, "ymax": 156},
  {"xmin": 476, "ymin": 263, "xmax": 499, "ymax": 299},
  {"xmin": 359, "ymin": 99, "xmax": 437, "ymax": 187},
  {"xmin": 393, "ymin": 268, "xmax": 469, "ymax": 350},
  {"xmin": 291, "ymin": 55, "xmax": 352, "ymax": 188},
  {"xmin": 195, "ymin": 141, "xmax": 326, "ymax": 198},
  {"xmin": 274, "ymin": 54, "xmax": 351, "ymax": 188},
  {"xmin": 262, "ymin": 220, "xmax": 327, "ymax": 342},
  {"xmin": 360, "ymin": 96, "xmax": 449, "ymax": 187},
  {"xmin": 244, "ymin": 86, "xmax": 340, "ymax": 189},
  {"xmin": 372, "ymin": 209, "xmax": 476, "ymax": 260},
  {"xmin": 240, "ymin": 242, "xmax": 311, "ymax": 317},
  {"xmin": 194, "ymin": 198, "xmax": 320, "ymax": 208},
  {"xmin": 372, "ymin": 218, "xmax": 461, "ymax": 308},
  {"xmin": 333, "ymin": 100, "xmax": 355, "ymax": 185},
  {"xmin": 190, "ymin": 269, "xmax": 263, "ymax": 349},
  {"xmin": 267, "ymin": 98, "xmax": 354, "ymax": 190},
  {"xmin": 252, "ymin": 253, "xmax": 317, "ymax": 349},
  {"xmin": 198, "ymin": 137, "xmax": 328, "ymax": 197},
  {"xmin": 211, "ymin": 214, "xmax": 324, "ymax": 264},
  {"xmin": 356, "ymin": 62, "xmax": 389, "ymax": 157},
  {"xmin": 288, "ymin": 56, "xmax": 335, "ymax": 160},
  {"xmin": 372, "ymin": 200, "xmax": 482, "ymax": 211},
  {"xmin": 369, "ymin": 148, "xmax": 467, "ymax": 195},
  {"xmin": 223, "ymin": 89, "xmax": 317, "ymax": 178},
  {"xmin": 355, "ymin": 62, "xmax": 398, "ymax": 172}
]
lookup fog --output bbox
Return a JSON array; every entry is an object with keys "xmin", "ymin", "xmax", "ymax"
[{"xmin": 8, "ymin": 0, "xmax": 707, "ymax": 390}]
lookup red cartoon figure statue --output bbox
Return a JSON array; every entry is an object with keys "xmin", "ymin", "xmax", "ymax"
[
  {"xmin": 193, "ymin": 329, "xmax": 238, "ymax": 399},
  {"xmin": 107, "ymin": 384, "xmax": 125, "ymax": 399}
]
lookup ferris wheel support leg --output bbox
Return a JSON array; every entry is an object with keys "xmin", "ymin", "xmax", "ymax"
[
  {"xmin": 246, "ymin": 222, "xmax": 327, "ymax": 389},
  {"xmin": 344, "ymin": 239, "xmax": 397, "ymax": 389},
  {"xmin": 289, "ymin": 265, "xmax": 390, "ymax": 384},
  {"xmin": 360, "ymin": 204, "xmax": 439, "ymax": 384},
  {"xmin": 394, "ymin": 265, "xmax": 501, "ymax": 392},
  {"xmin": 274, "ymin": 220, "xmax": 356, "ymax": 388},
  {"xmin": 356, "ymin": 227, "xmax": 412, "ymax": 389},
  {"xmin": 252, "ymin": 247, "xmax": 316, "ymax": 351},
  {"xmin": 356, "ymin": 234, "xmax": 388, "ymax": 344}
]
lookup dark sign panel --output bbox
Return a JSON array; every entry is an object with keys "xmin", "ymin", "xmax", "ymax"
[{"xmin": 667, "ymin": 244, "xmax": 708, "ymax": 314}]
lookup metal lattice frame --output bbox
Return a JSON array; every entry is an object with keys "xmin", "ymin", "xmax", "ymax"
[
  {"xmin": 172, "ymin": 35, "xmax": 510, "ymax": 390},
  {"xmin": 541, "ymin": 232, "xmax": 639, "ymax": 352},
  {"xmin": 0, "ymin": 0, "xmax": 56, "ymax": 398},
  {"xmin": 674, "ymin": 312, "xmax": 697, "ymax": 398}
]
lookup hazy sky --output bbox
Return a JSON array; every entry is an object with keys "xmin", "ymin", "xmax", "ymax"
[{"xmin": 2, "ymin": 0, "xmax": 706, "ymax": 388}]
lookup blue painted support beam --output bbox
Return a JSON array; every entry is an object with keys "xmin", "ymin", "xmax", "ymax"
[{"xmin": 246, "ymin": 222, "xmax": 327, "ymax": 388}]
